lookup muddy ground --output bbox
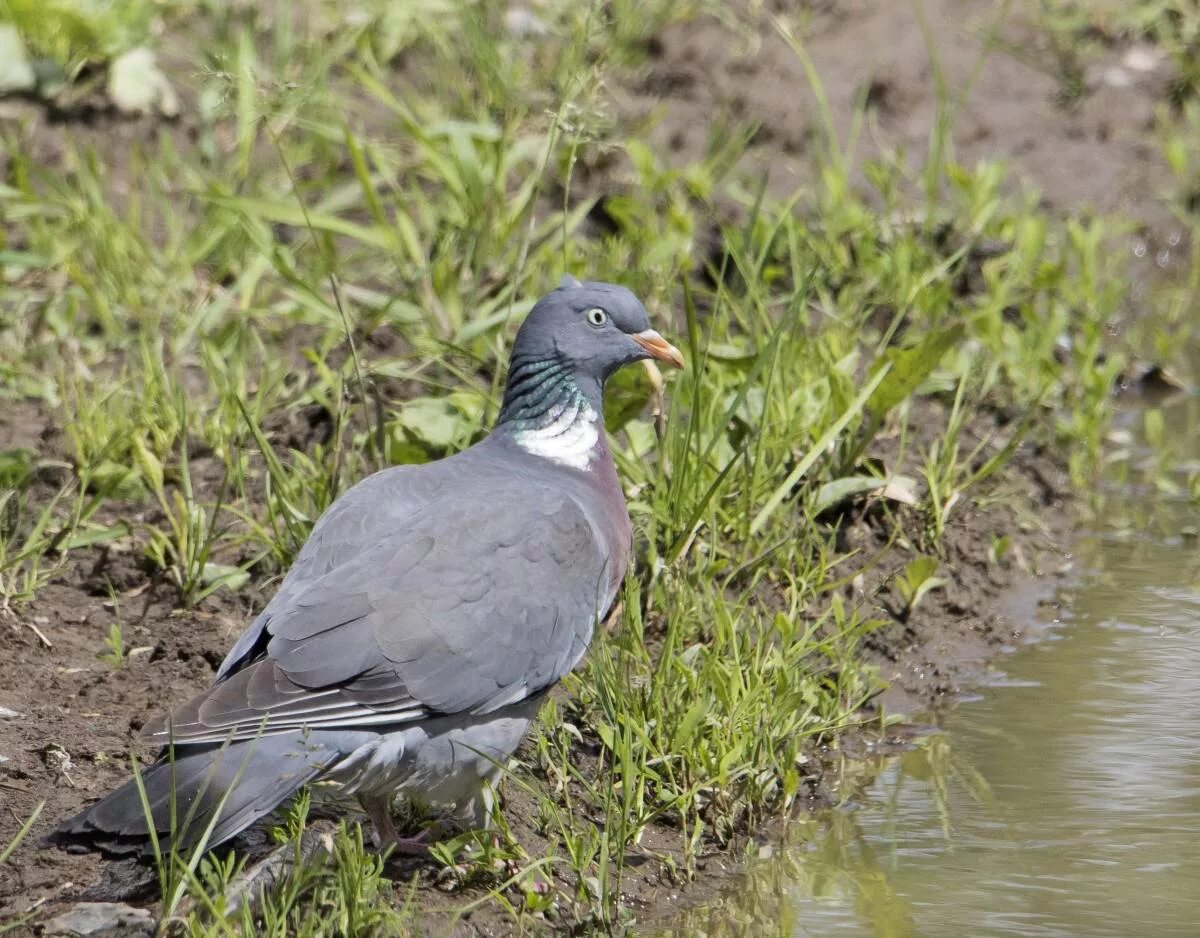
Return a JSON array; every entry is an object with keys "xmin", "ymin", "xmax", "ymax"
[
  {"xmin": 0, "ymin": 0, "xmax": 1183, "ymax": 933},
  {"xmin": 627, "ymin": 0, "xmax": 1175, "ymax": 220}
]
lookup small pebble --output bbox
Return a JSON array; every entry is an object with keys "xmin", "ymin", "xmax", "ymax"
[
  {"xmin": 42, "ymin": 902, "xmax": 154, "ymax": 937},
  {"xmin": 1121, "ymin": 44, "xmax": 1163, "ymax": 73},
  {"xmin": 42, "ymin": 743, "xmax": 76, "ymax": 785},
  {"xmin": 505, "ymin": 7, "xmax": 548, "ymax": 38}
]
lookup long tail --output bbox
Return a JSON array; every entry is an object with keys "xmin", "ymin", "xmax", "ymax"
[{"xmin": 45, "ymin": 731, "xmax": 347, "ymax": 858}]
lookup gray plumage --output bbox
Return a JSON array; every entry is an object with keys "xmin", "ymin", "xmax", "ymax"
[{"xmin": 48, "ymin": 279, "xmax": 682, "ymax": 858}]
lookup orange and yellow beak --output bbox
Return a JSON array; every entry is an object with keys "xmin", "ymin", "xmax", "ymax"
[{"xmin": 632, "ymin": 329, "xmax": 685, "ymax": 369}]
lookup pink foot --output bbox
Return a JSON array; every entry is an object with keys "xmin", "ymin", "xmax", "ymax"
[{"xmin": 386, "ymin": 829, "xmax": 435, "ymax": 856}]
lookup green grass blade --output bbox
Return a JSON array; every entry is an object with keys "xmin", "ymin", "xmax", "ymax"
[{"xmin": 749, "ymin": 364, "xmax": 891, "ymax": 537}]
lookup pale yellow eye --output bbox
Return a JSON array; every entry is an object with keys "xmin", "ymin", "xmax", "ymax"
[{"xmin": 586, "ymin": 308, "xmax": 607, "ymax": 327}]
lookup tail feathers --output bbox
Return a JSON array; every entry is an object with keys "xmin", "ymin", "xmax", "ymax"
[{"xmin": 45, "ymin": 731, "xmax": 347, "ymax": 858}]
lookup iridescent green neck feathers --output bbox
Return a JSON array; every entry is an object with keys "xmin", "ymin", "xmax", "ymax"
[{"xmin": 497, "ymin": 357, "xmax": 601, "ymax": 471}]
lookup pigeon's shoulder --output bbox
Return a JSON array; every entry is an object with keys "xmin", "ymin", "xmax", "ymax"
[
  {"xmin": 284, "ymin": 447, "xmax": 486, "ymax": 581},
  {"xmin": 214, "ymin": 455, "xmax": 463, "ymax": 682}
]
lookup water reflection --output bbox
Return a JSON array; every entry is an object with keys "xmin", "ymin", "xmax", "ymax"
[{"xmin": 647, "ymin": 388, "xmax": 1200, "ymax": 936}]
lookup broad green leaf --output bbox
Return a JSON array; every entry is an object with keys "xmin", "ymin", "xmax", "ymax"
[
  {"xmin": 902, "ymin": 555, "xmax": 939, "ymax": 589},
  {"xmin": 201, "ymin": 562, "xmax": 251, "ymax": 592},
  {"xmin": 706, "ymin": 342, "xmax": 758, "ymax": 365},
  {"xmin": 670, "ymin": 701, "xmax": 709, "ymax": 751},
  {"xmin": 603, "ymin": 363, "xmax": 656, "ymax": 435},
  {"xmin": 866, "ymin": 323, "xmax": 965, "ymax": 420},
  {"xmin": 59, "ymin": 522, "xmax": 132, "ymax": 551},
  {"xmin": 750, "ymin": 364, "xmax": 890, "ymax": 536},
  {"xmin": 897, "ymin": 555, "xmax": 947, "ymax": 613},
  {"xmin": 207, "ymin": 196, "xmax": 398, "ymax": 251},
  {"xmin": 813, "ymin": 475, "xmax": 887, "ymax": 514},
  {"xmin": 389, "ymin": 397, "xmax": 472, "ymax": 459}
]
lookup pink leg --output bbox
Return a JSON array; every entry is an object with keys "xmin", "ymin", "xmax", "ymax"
[
  {"xmin": 358, "ymin": 794, "xmax": 450, "ymax": 856},
  {"xmin": 358, "ymin": 793, "xmax": 425, "ymax": 855}
]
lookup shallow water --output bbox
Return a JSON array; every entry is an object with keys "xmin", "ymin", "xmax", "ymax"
[{"xmin": 648, "ymin": 386, "xmax": 1200, "ymax": 937}]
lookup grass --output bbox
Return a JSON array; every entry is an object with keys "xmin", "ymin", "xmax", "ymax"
[{"xmin": 2, "ymin": 0, "xmax": 1197, "ymax": 933}]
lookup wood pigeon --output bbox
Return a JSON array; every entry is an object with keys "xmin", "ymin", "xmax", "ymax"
[{"xmin": 47, "ymin": 278, "xmax": 683, "ymax": 857}]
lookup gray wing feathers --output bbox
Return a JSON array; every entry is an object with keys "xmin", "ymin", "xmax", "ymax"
[
  {"xmin": 153, "ymin": 465, "xmax": 613, "ymax": 746},
  {"xmin": 48, "ymin": 731, "xmax": 361, "ymax": 856},
  {"xmin": 213, "ymin": 468, "xmax": 432, "ymax": 682},
  {"xmin": 379, "ymin": 493, "xmax": 607, "ymax": 713}
]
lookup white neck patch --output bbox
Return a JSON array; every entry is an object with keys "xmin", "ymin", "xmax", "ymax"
[{"xmin": 514, "ymin": 399, "xmax": 600, "ymax": 470}]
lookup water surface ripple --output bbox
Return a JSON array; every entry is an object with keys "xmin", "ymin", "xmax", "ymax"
[{"xmin": 649, "ymin": 389, "xmax": 1200, "ymax": 937}]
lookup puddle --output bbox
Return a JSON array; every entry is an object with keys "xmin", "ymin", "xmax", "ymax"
[{"xmin": 645, "ymin": 378, "xmax": 1200, "ymax": 935}]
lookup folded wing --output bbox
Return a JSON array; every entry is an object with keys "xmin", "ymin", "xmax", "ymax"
[{"xmin": 143, "ymin": 480, "xmax": 613, "ymax": 747}]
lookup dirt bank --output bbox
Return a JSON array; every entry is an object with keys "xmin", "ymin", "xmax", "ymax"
[{"xmin": 622, "ymin": 0, "xmax": 1175, "ymax": 224}]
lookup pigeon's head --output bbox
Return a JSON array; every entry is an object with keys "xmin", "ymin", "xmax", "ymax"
[{"xmin": 512, "ymin": 277, "xmax": 684, "ymax": 382}]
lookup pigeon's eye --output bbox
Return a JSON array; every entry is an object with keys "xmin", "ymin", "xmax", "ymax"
[{"xmin": 585, "ymin": 307, "xmax": 608, "ymax": 327}]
